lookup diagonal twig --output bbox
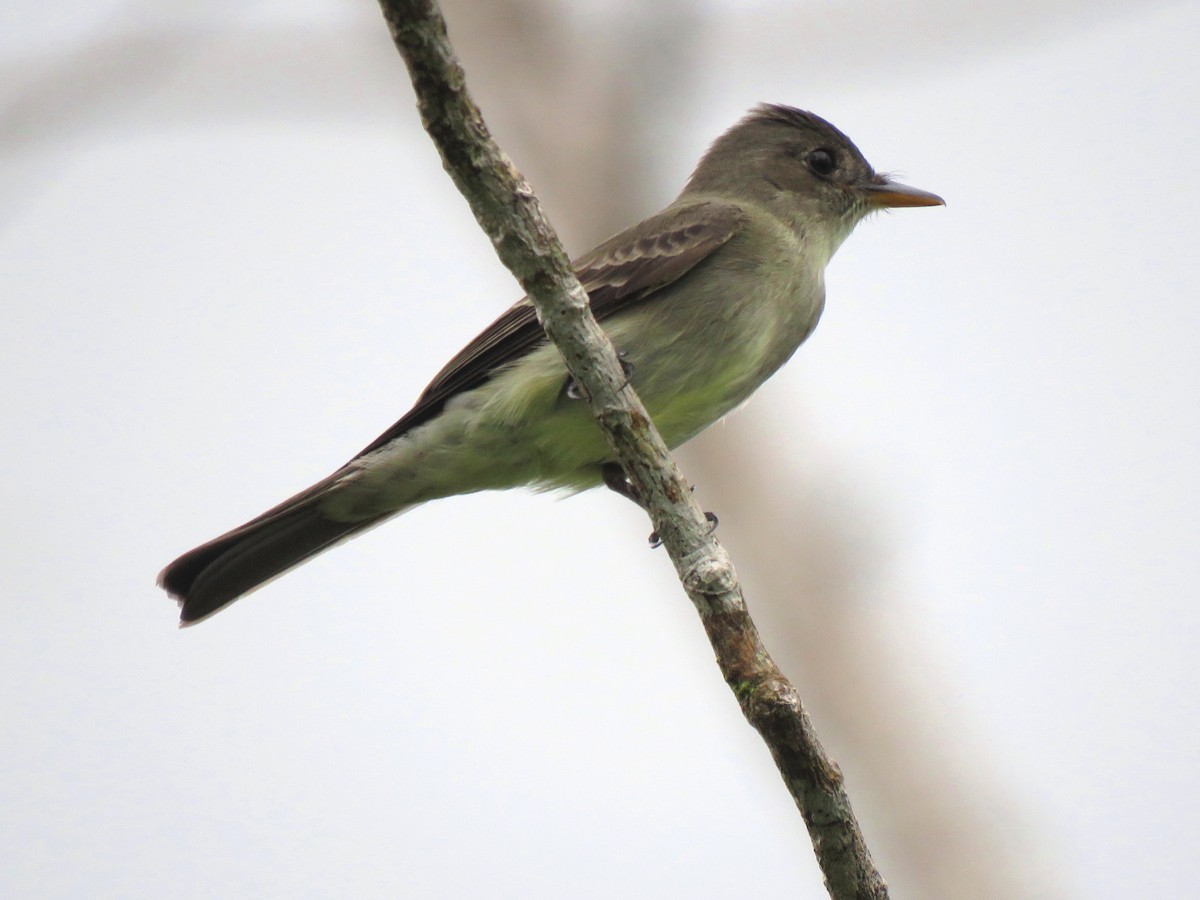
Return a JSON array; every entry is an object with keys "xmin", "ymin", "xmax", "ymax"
[{"xmin": 377, "ymin": 2, "xmax": 888, "ymax": 896}]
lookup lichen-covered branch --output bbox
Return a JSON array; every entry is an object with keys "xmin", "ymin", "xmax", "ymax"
[{"xmin": 376, "ymin": 1, "xmax": 888, "ymax": 896}]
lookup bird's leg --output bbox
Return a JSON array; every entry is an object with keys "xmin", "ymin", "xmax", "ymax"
[
  {"xmin": 601, "ymin": 461, "xmax": 641, "ymax": 505},
  {"xmin": 601, "ymin": 462, "xmax": 718, "ymax": 549},
  {"xmin": 647, "ymin": 511, "xmax": 719, "ymax": 550}
]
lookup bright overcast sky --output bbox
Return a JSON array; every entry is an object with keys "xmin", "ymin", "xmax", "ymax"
[{"xmin": 2, "ymin": 2, "xmax": 1198, "ymax": 898}]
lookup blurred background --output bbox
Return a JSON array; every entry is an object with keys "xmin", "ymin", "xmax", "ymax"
[{"xmin": 3, "ymin": 1, "xmax": 1198, "ymax": 897}]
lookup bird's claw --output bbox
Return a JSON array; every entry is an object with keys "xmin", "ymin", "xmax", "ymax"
[
  {"xmin": 565, "ymin": 354, "xmax": 635, "ymax": 400},
  {"xmin": 648, "ymin": 511, "xmax": 718, "ymax": 549}
]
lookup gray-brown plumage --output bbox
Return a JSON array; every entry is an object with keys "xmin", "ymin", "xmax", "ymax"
[{"xmin": 159, "ymin": 104, "xmax": 942, "ymax": 625}]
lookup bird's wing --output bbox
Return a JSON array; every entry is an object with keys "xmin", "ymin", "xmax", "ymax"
[
  {"xmin": 352, "ymin": 201, "xmax": 746, "ymax": 459},
  {"xmin": 160, "ymin": 202, "xmax": 744, "ymax": 621}
]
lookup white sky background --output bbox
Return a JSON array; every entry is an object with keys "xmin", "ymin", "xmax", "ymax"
[{"xmin": 2, "ymin": 1, "xmax": 1198, "ymax": 897}]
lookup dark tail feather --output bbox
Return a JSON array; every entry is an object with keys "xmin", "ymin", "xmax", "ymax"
[{"xmin": 159, "ymin": 491, "xmax": 389, "ymax": 625}]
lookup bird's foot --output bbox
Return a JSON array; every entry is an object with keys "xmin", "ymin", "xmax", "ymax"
[
  {"xmin": 601, "ymin": 463, "xmax": 718, "ymax": 548},
  {"xmin": 648, "ymin": 512, "xmax": 718, "ymax": 550},
  {"xmin": 565, "ymin": 354, "xmax": 634, "ymax": 400}
]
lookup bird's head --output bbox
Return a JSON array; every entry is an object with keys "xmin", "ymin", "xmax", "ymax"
[{"xmin": 685, "ymin": 104, "xmax": 943, "ymax": 255}]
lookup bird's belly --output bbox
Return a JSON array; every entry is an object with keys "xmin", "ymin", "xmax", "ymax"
[
  {"xmin": 523, "ymin": 288, "xmax": 820, "ymax": 487},
  {"xmin": 342, "ymin": 276, "xmax": 824, "ymax": 505},
  {"xmin": 619, "ymin": 293, "xmax": 821, "ymax": 447}
]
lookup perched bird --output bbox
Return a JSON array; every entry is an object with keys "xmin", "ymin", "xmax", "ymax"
[{"xmin": 159, "ymin": 103, "xmax": 943, "ymax": 625}]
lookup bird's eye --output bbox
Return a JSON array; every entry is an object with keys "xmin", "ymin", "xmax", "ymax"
[{"xmin": 806, "ymin": 149, "xmax": 836, "ymax": 176}]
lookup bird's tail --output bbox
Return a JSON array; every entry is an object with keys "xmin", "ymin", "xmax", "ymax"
[{"xmin": 158, "ymin": 473, "xmax": 394, "ymax": 626}]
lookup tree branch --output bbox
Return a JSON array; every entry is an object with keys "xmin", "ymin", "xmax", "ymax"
[{"xmin": 377, "ymin": 2, "xmax": 888, "ymax": 896}]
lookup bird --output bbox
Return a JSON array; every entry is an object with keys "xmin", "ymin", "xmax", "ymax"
[{"xmin": 159, "ymin": 103, "xmax": 943, "ymax": 625}]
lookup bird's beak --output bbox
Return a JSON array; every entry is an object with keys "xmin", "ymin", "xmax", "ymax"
[{"xmin": 859, "ymin": 177, "xmax": 945, "ymax": 209}]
